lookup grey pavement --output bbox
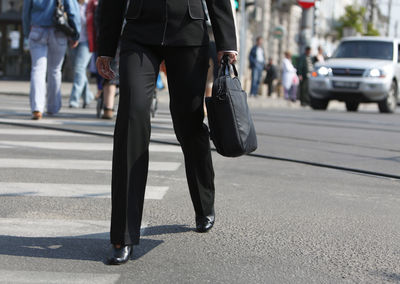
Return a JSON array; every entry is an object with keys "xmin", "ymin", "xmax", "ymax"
[{"xmin": 0, "ymin": 81, "xmax": 400, "ymax": 283}]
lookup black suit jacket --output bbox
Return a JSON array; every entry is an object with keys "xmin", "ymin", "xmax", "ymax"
[{"xmin": 98, "ymin": 0, "xmax": 237, "ymax": 57}]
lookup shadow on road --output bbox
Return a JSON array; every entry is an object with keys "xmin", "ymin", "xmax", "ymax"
[{"xmin": 0, "ymin": 235, "xmax": 162, "ymax": 263}]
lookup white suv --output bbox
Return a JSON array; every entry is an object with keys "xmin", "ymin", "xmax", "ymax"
[{"xmin": 309, "ymin": 37, "xmax": 399, "ymax": 113}]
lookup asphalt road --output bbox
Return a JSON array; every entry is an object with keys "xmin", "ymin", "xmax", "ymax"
[{"xmin": 0, "ymin": 92, "xmax": 400, "ymax": 283}]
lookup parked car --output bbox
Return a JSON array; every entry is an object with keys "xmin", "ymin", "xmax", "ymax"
[{"xmin": 309, "ymin": 37, "xmax": 399, "ymax": 113}]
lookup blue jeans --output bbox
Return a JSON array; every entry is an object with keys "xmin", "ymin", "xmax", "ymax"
[
  {"xmin": 29, "ymin": 27, "xmax": 67, "ymax": 114},
  {"xmin": 250, "ymin": 63, "xmax": 264, "ymax": 96},
  {"xmin": 69, "ymin": 41, "xmax": 93, "ymax": 107}
]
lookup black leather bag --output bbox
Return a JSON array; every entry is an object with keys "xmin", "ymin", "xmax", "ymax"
[
  {"xmin": 53, "ymin": 0, "xmax": 76, "ymax": 37},
  {"xmin": 206, "ymin": 56, "xmax": 257, "ymax": 157}
]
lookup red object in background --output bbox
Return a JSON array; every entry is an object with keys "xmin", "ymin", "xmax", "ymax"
[{"xmin": 297, "ymin": 0, "xmax": 315, "ymax": 9}]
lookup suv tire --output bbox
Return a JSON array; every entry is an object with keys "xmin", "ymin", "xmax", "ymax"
[
  {"xmin": 310, "ymin": 97, "xmax": 329, "ymax": 110},
  {"xmin": 345, "ymin": 101, "xmax": 359, "ymax": 112},
  {"xmin": 378, "ymin": 81, "xmax": 398, "ymax": 113}
]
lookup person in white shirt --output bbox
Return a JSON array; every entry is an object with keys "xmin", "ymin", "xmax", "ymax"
[{"xmin": 281, "ymin": 51, "xmax": 298, "ymax": 102}]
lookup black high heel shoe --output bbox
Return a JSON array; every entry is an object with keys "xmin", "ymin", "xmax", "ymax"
[
  {"xmin": 195, "ymin": 214, "xmax": 215, "ymax": 233},
  {"xmin": 107, "ymin": 245, "xmax": 132, "ymax": 265}
]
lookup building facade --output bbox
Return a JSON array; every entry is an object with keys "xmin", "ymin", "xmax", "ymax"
[{"xmin": 0, "ymin": 0, "xmax": 27, "ymax": 78}]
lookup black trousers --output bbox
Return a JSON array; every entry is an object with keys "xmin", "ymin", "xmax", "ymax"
[{"xmin": 110, "ymin": 40, "xmax": 215, "ymax": 245}]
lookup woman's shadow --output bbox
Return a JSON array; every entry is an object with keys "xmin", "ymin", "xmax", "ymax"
[{"xmin": 0, "ymin": 224, "xmax": 192, "ymax": 263}]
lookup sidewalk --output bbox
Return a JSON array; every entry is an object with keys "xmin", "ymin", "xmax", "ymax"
[{"xmin": 0, "ymin": 80, "xmax": 378, "ymax": 111}]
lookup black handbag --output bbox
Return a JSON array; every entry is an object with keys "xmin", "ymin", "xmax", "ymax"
[
  {"xmin": 206, "ymin": 56, "xmax": 257, "ymax": 157},
  {"xmin": 53, "ymin": 0, "xmax": 77, "ymax": 37}
]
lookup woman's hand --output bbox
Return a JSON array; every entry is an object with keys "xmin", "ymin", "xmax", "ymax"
[
  {"xmin": 96, "ymin": 56, "xmax": 116, "ymax": 80},
  {"xmin": 217, "ymin": 51, "xmax": 237, "ymax": 65},
  {"xmin": 69, "ymin": 40, "xmax": 79, "ymax": 48}
]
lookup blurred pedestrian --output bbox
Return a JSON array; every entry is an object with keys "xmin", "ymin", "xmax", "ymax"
[
  {"xmin": 249, "ymin": 36, "xmax": 265, "ymax": 97},
  {"xmin": 297, "ymin": 46, "xmax": 313, "ymax": 106},
  {"xmin": 313, "ymin": 45, "xmax": 325, "ymax": 64},
  {"xmin": 23, "ymin": 0, "xmax": 80, "ymax": 120},
  {"xmin": 69, "ymin": 0, "xmax": 94, "ymax": 109},
  {"xmin": 96, "ymin": 0, "xmax": 237, "ymax": 265},
  {"xmin": 263, "ymin": 57, "xmax": 277, "ymax": 97},
  {"xmin": 282, "ymin": 51, "xmax": 298, "ymax": 102}
]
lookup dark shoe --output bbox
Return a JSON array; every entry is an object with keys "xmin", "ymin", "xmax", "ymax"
[
  {"xmin": 196, "ymin": 215, "xmax": 215, "ymax": 233},
  {"xmin": 101, "ymin": 108, "xmax": 114, "ymax": 119},
  {"xmin": 107, "ymin": 245, "xmax": 132, "ymax": 265},
  {"xmin": 32, "ymin": 111, "xmax": 42, "ymax": 120}
]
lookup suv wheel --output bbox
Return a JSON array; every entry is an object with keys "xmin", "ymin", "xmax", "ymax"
[
  {"xmin": 378, "ymin": 81, "xmax": 398, "ymax": 113},
  {"xmin": 310, "ymin": 97, "xmax": 329, "ymax": 110},
  {"xmin": 345, "ymin": 101, "xmax": 359, "ymax": 112}
]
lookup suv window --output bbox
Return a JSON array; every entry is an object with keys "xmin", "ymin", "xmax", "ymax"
[{"xmin": 332, "ymin": 40, "xmax": 393, "ymax": 60}]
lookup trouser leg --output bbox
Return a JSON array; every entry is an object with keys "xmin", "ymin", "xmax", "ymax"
[
  {"xmin": 110, "ymin": 42, "xmax": 162, "ymax": 245},
  {"xmin": 47, "ymin": 29, "xmax": 67, "ymax": 114},
  {"xmin": 267, "ymin": 80, "xmax": 273, "ymax": 96},
  {"xmin": 70, "ymin": 41, "xmax": 93, "ymax": 107},
  {"xmin": 299, "ymin": 78, "xmax": 310, "ymax": 105},
  {"xmin": 29, "ymin": 29, "xmax": 48, "ymax": 113},
  {"xmin": 165, "ymin": 45, "xmax": 215, "ymax": 219}
]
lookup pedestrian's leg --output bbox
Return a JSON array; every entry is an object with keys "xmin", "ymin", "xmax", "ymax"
[
  {"xmin": 290, "ymin": 85, "xmax": 297, "ymax": 102},
  {"xmin": 46, "ymin": 29, "xmax": 67, "ymax": 114},
  {"xmin": 69, "ymin": 42, "xmax": 93, "ymax": 108},
  {"xmin": 28, "ymin": 27, "xmax": 48, "ymax": 115},
  {"xmin": 110, "ymin": 42, "xmax": 162, "ymax": 246},
  {"xmin": 250, "ymin": 69, "xmax": 257, "ymax": 96},
  {"xmin": 81, "ymin": 42, "xmax": 94, "ymax": 106},
  {"xmin": 254, "ymin": 66, "xmax": 263, "ymax": 96},
  {"xmin": 303, "ymin": 78, "xmax": 310, "ymax": 105},
  {"xmin": 165, "ymin": 45, "xmax": 215, "ymax": 222},
  {"xmin": 102, "ymin": 83, "xmax": 116, "ymax": 119},
  {"xmin": 267, "ymin": 80, "xmax": 273, "ymax": 97}
]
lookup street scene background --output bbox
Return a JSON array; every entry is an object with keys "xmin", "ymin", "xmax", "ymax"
[{"xmin": 1, "ymin": 0, "xmax": 400, "ymax": 283}]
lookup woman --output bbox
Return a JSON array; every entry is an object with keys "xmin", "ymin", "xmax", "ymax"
[
  {"xmin": 23, "ymin": 0, "xmax": 81, "ymax": 120},
  {"xmin": 69, "ymin": 0, "xmax": 94, "ymax": 109},
  {"xmin": 281, "ymin": 51, "xmax": 298, "ymax": 102},
  {"xmin": 87, "ymin": 0, "xmax": 118, "ymax": 119},
  {"xmin": 96, "ymin": 0, "xmax": 237, "ymax": 265}
]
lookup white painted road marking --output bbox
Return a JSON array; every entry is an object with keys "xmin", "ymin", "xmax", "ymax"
[
  {"xmin": 0, "ymin": 218, "xmax": 148, "ymax": 239},
  {"xmin": 0, "ymin": 141, "xmax": 182, "ymax": 152},
  {"xmin": 0, "ymin": 159, "xmax": 181, "ymax": 171},
  {"xmin": 0, "ymin": 182, "xmax": 169, "ymax": 200},
  {"xmin": 0, "ymin": 129, "xmax": 85, "ymax": 136},
  {"xmin": 0, "ymin": 270, "xmax": 120, "ymax": 284}
]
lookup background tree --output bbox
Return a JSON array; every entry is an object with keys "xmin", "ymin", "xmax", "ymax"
[{"xmin": 335, "ymin": 5, "xmax": 380, "ymax": 38}]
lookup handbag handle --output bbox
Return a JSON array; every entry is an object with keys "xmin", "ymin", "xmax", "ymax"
[{"xmin": 218, "ymin": 54, "xmax": 239, "ymax": 78}]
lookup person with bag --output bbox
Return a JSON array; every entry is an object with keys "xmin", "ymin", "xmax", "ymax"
[
  {"xmin": 23, "ymin": 0, "xmax": 81, "ymax": 120},
  {"xmin": 96, "ymin": 0, "xmax": 237, "ymax": 265},
  {"xmin": 281, "ymin": 51, "xmax": 299, "ymax": 102},
  {"xmin": 69, "ymin": 0, "xmax": 94, "ymax": 109}
]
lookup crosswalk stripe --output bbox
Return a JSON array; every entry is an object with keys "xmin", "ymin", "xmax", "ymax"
[
  {"xmin": 0, "ymin": 218, "xmax": 148, "ymax": 239},
  {"xmin": 0, "ymin": 270, "xmax": 120, "ymax": 284},
  {"xmin": 0, "ymin": 128, "xmax": 177, "ymax": 139},
  {"xmin": 0, "ymin": 182, "xmax": 169, "ymax": 200},
  {"xmin": 0, "ymin": 159, "xmax": 181, "ymax": 171},
  {"xmin": 0, "ymin": 141, "xmax": 182, "ymax": 152},
  {"xmin": 0, "ymin": 129, "xmax": 86, "ymax": 136},
  {"xmin": 0, "ymin": 118, "xmax": 175, "ymax": 130}
]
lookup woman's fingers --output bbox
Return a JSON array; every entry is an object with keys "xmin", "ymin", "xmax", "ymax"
[
  {"xmin": 217, "ymin": 51, "xmax": 238, "ymax": 65},
  {"xmin": 96, "ymin": 57, "xmax": 116, "ymax": 80}
]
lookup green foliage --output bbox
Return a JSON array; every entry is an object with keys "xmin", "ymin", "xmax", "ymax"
[
  {"xmin": 336, "ymin": 5, "xmax": 380, "ymax": 38},
  {"xmin": 365, "ymin": 22, "xmax": 380, "ymax": 36}
]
